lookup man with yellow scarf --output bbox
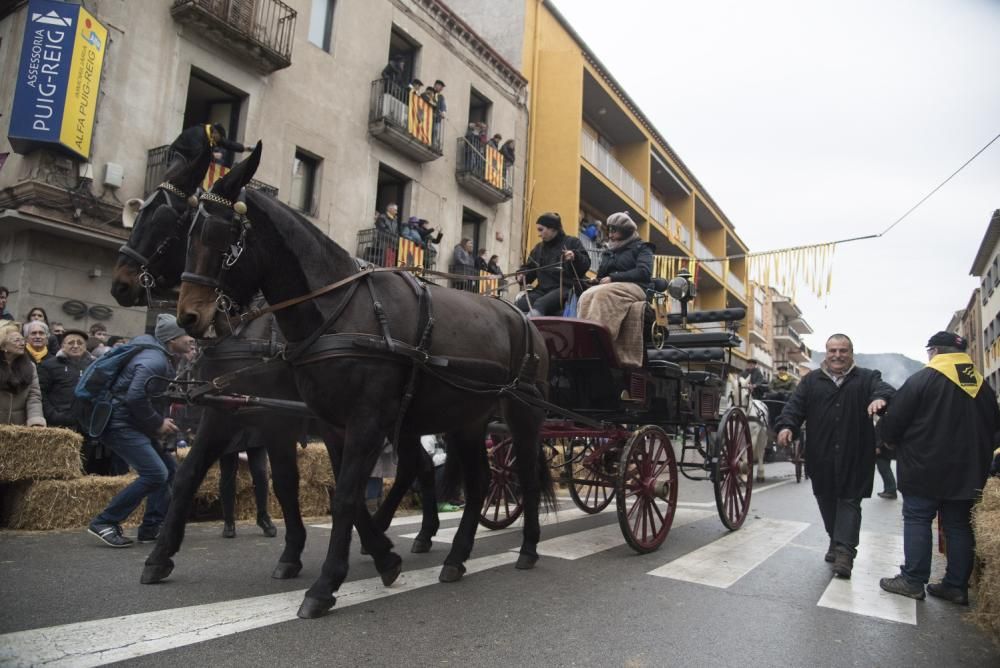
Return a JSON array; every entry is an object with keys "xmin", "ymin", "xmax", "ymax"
[{"xmin": 879, "ymin": 331, "xmax": 1000, "ymax": 604}]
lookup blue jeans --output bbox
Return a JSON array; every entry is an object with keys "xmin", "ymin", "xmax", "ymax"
[
  {"xmin": 93, "ymin": 426, "xmax": 176, "ymax": 530},
  {"xmin": 900, "ymin": 494, "xmax": 975, "ymax": 590}
]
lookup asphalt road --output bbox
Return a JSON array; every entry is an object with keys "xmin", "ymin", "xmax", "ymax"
[{"xmin": 2, "ymin": 461, "xmax": 998, "ymax": 667}]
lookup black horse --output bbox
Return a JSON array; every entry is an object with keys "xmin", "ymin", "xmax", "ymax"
[
  {"xmin": 177, "ymin": 144, "xmax": 555, "ymax": 619},
  {"xmin": 110, "ymin": 148, "xmax": 441, "ymax": 586}
]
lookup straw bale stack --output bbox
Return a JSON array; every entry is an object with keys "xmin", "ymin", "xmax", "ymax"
[
  {"xmin": 0, "ymin": 425, "xmax": 83, "ymax": 482},
  {"xmin": 972, "ymin": 477, "xmax": 1000, "ymax": 642},
  {"xmin": 2, "ymin": 475, "xmax": 138, "ymax": 530}
]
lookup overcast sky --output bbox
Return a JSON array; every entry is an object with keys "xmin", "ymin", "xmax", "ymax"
[{"xmin": 555, "ymin": 0, "xmax": 1000, "ymax": 362}]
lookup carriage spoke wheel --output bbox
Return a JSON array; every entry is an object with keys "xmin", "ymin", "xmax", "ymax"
[
  {"xmin": 566, "ymin": 438, "xmax": 617, "ymax": 514},
  {"xmin": 713, "ymin": 408, "xmax": 754, "ymax": 530},
  {"xmin": 480, "ymin": 437, "xmax": 523, "ymax": 530},
  {"xmin": 615, "ymin": 426, "xmax": 678, "ymax": 554}
]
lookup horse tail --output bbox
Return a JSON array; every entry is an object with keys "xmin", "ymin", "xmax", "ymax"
[{"xmin": 536, "ymin": 445, "xmax": 557, "ymax": 513}]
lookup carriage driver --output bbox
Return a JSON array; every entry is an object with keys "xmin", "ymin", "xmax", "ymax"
[
  {"xmin": 515, "ymin": 213, "xmax": 591, "ymax": 316},
  {"xmin": 769, "ymin": 364, "xmax": 798, "ymax": 396}
]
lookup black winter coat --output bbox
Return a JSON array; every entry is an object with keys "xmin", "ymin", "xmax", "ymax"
[
  {"xmin": 879, "ymin": 364, "xmax": 999, "ymax": 500},
  {"xmin": 520, "ymin": 231, "xmax": 591, "ymax": 296},
  {"xmin": 595, "ymin": 237, "xmax": 653, "ymax": 289},
  {"xmin": 37, "ymin": 352, "xmax": 94, "ymax": 428},
  {"xmin": 776, "ymin": 366, "xmax": 895, "ymax": 498}
]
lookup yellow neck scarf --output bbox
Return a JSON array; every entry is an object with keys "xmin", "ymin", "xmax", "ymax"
[
  {"xmin": 204, "ymin": 124, "xmax": 216, "ymax": 147},
  {"xmin": 926, "ymin": 352, "xmax": 982, "ymax": 398},
  {"xmin": 25, "ymin": 343, "xmax": 47, "ymax": 363}
]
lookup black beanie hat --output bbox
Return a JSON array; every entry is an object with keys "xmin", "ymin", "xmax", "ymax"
[
  {"xmin": 926, "ymin": 330, "xmax": 967, "ymax": 351},
  {"xmin": 536, "ymin": 212, "xmax": 562, "ymax": 230}
]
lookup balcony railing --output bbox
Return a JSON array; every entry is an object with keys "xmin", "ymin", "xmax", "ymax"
[
  {"xmin": 578, "ymin": 233, "xmax": 606, "ymax": 273},
  {"xmin": 726, "ymin": 269, "xmax": 746, "ymax": 298},
  {"xmin": 580, "ymin": 131, "xmax": 645, "ymax": 206},
  {"xmin": 677, "ymin": 219, "xmax": 691, "ymax": 250},
  {"xmin": 774, "ymin": 325, "xmax": 802, "ymax": 345},
  {"xmin": 368, "ymin": 80, "xmax": 443, "ymax": 162},
  {"xmin": 170, "ymin": 0, "xmax": 296, "ymax": 72},
  {"xmin": 650, "ymin": 196, "xmax": 666, "ymax": 226},
  {"xmin": 455, "ymin": 137, "xmax": 513, "ymax": 204},
  {"xmin": 356, "ymin": 228, "xmax": 438, "ymax": 273},
  {"xmin": 145, "ymin": 145, "xmax": 279, "ymax": 198},
  {"xmin": 695, "ymin": 238, "xmax": 723, "ymax": 278}
]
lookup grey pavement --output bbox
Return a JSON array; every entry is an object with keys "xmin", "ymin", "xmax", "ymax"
[{"xmin": 1, "ymin": 460, "xmax": 997, "ymax": 667}]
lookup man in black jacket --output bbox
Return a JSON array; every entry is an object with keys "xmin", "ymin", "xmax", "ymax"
[
  {"xmin": 168, "ymin": 123, "xmax": 248, "ymax": 170},
  {"xmin": 878, "ymin": 331, "xmax": 1000, "ymax": 604},
  {"xmin": 776, "ymin": 333, "xmax": 895, "ymax": 578},
  {"xmin": 515, "ymin": 212, "xmax": 591, "ymax": 316}
]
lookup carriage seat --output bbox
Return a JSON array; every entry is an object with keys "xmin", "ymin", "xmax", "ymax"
[
  {"xmin": 531, "ymin": 317, "xmax": 624, "ymax": 368},
  {"xmin": 647, "ymin": 347, "xmax": 726, "ymax": 363},
  {"xmin": 668, "ymin": 307, "xmax": 746, "ymax": 326},
  {"xmin": 663, "ymin": 331, "xmax": 741, "ymax": 349},
  {"xmin": 647, "ymin": 359, "xmax": 683, "ymax": 379},
  {"xmin": 683, "ymin": 370, "xmax": 723, "ymax": 387}
]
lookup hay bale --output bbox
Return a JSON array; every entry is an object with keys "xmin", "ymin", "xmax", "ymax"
[
  {"xmin": 972, "ymin": 478, "xmax": 1000, "ymax": 642},
  {"xmin": 0, "ymin": 425, "xmax": 83, "ymax": 482},
  {"xmin": 1, "ymin": 475, "xmax": 139, "ymax": 530}
]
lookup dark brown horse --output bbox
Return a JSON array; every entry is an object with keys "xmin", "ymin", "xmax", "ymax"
[
  {"xmin": 110, "ymin": 148, "xmax": 441, "ymax": 587},
  {"xmin": 177, "ymin": 144, "xmax": 554, "ymax": 618}
]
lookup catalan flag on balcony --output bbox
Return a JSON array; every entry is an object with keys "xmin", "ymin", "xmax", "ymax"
[
  {"xmin": 203, "ymin": 161, "xmax": 230, "ymax": 191},
  {"xmin": 408, "ymin": 91, "xmax": 433, "ymax": 145},
  {"xmin": 397, "ymin": 237, "xmax": 424, "ymax": 268},
  {"xmin": 485, "ymin": 145, "xmax": 504, "ymax": 189},
  {"xmin": 478, "ymin": 270, "xmax": 500, "ymax": 295}
]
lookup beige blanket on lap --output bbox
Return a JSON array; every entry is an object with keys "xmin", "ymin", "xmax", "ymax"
[{"xmin": 577, "ymin": 282, "xmax": 646, "ymax": 367}]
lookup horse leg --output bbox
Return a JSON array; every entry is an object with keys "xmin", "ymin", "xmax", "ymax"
[
  {"xmin": 504, "ymin": 398, "xmax": 550, "ymax": 570},
  {"xmin": 439, "ymin": 424, "xmax": 489, "ymax": 583},
  {"xmin": 373, "ymin": 438, "xmax": 438, "ymax": 553},
  {"xmin": 266, "ymin": 428, "xmax": 306, "ymax": 580},
  {"xmin": 142, "ymin": 416, "xmax": 229, "ymax": 584},
  {"xmin": 299, "ymin": 426, "xmax": 396, "ymax": 618}
]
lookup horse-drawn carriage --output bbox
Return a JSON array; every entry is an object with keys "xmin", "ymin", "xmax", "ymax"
[{"xmin": 479, "ymin": 276, "xmax": 754, "ymax": 553}]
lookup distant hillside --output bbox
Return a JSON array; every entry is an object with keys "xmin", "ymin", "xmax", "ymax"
[{"xmin": 809, "ymin": 352, "xmax": 923, "ymax": 388}]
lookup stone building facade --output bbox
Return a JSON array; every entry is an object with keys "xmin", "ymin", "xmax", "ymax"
[{"xmin": 0, "ymin": 0, "xmax": 528, "ymax": 334}]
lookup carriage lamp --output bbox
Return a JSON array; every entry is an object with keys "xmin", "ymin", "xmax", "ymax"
[{"xmin": 667, "ymin": 269, "xmax": 696, "ymax": 303}]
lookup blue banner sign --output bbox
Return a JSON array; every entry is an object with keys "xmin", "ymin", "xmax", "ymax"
[{"xmin": 7, "ymin": 0, "xmax": 107, "ymax": 160}]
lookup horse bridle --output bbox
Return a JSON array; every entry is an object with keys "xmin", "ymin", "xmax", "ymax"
[
  {"xmin": 118, "ymin": 181, "xmax": 197, "ymax": 293},
  {"xmin": 181, "ymin": 189, "xmax": 253, "ymax": 315}
]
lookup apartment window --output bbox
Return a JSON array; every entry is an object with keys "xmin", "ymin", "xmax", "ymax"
[
  {"xmin": 994, "ymin": 256, "xmax": 999, "ymax": 287},
  {"xmin": 290, "ymin": 150, "xmax": 320, "ymax": 214},
  {"xmin": 308, "ymin": 0, "xmax": 336, "ymax": 52}
]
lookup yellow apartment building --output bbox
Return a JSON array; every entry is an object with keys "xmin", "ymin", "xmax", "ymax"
[{"xmin": 449, "ymin": 0, "xmax": 752, "ymax": 360}]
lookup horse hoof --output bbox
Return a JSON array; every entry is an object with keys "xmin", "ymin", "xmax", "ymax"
[
  {"xmin": 438, "ymin": 563, "xmax": 466, "ymax": 583},
  {"xmin": 515, "ymin": 553, "xmax": 539, "ymax": 570},
  {"xmin": 379, "ymin": 555, "xmax": 403, "ymax": 587},
  {"xmin": 140, "ymin": 560, "xmax": 174, "ymax": 585},
  {"xmin": 296, "ymin": 595, "xmax": 335, "ymax": 619},
  {"xmin": 271, "ymin": 561, "xmax": 303, "ymax": 580},
  {"xmin": 410, "ymin": 537, "xmax": 432, "ymax": 554}
]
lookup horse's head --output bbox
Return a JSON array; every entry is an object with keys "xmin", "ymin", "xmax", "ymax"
[
  {"xmin": 111, "ymin": 146, "xmax": 212, "ymax": 306},
  {"xmin": 178, "ymin": 142, "xmax": 263, "ymax": 337}
]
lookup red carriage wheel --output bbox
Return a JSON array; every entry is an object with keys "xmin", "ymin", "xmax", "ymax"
[
  {"xmin": 480, "ymin": 437, "xmax": 523, "ymax": 529},
  {"xmin": 615, "ymin": 426, "xmax": 678, "ymax": 553},
  {"xmin": 713, "ymin": 407, "xmax": 754, "ymax": 530},
  {"xmin": 566, "ymin": 438, "xmax": 616, "ymax": 514}
]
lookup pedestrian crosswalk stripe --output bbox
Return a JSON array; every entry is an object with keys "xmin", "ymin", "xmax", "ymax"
[
  {"xmin": 398, "ymin": 505, "xmax": 615, "ymax": 542},
  {"xmin": 817, "ymin": 530, "xmax": 916, "ymax": 625},
  {"xmin": 528, "ymin": 508, "xmax": 715, "ymax": 560},
  {"xmin": 648, "ymin": 518, "xmax": 809, "ymax": 587},
  {"xmin": 309, "ymin": 507, "xmax": 465, "ymax": 530},
  {"xmin": 0, "ymin": 551, "xmax": 520, "ymax": 668}
]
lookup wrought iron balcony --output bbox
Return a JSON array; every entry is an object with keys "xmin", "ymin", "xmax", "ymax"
[
  {"xmin": 170, "ymin": 0, "xmax": 296, "ymax": 72},
  {"xmin": 356, "ymin": 228, "xmax": 438, "ymax": 272},
  {"xmin": 368, "ymin": 80, "xmax": 443, "ymax": 163},
  {"xmin": 455, "ymin": 138, "xmax": 513, "ymax": 204},
  {"xmin": 145, "ymin": 145, "xmax": 279, "ymax": 198}
]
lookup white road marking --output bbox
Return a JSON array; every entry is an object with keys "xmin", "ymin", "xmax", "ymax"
[
  {"xmin": 309, "ymin": 508, "xmax": 465, "ymax": 530},
  {"xmin": 0, "ymin": 552, "xmax": 518, "ymax": 668},
  {"xmin": 648, "ymin": 518, "xmax": 809, "ymax": 587},
  {"xmin": 817, "ymin": 530, "xmax": 916, "ymax": 625},
  {"xmin": 398, "ymin": 505, "xmax": 616, "ymax": 542},
  {"xmin": 529, "ymin": 507, "xmax": 715, "ymax": 560},
  {"xmin": 675, "ymin": 478, "xmax": 795, "ymax": 508}
]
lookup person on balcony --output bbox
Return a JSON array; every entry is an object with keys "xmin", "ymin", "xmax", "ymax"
[
  {"xmin": 577, "ymin": 212, "xmax": 652, "ymax": 367},
  {"xmin": 416, "ymin": 219, "xmax": 443, "ymax": 248},
  {"xmin": 451, "ymin": 239, "xmax": 476, "ymax": 292},
  {"xmin": 500, "ymin": 139, "xmax": 515, "ymax": 165},
  {"xmin": 381, "ymin": 54, "xmax": 406, "ymax": 92},
  {"xmin": 516, "ymin": 212, "xmax": 591, "ymax": 316},
  {"xmin": 401, "ymin": 216, "xmax": 424, "ymax": 244}
]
